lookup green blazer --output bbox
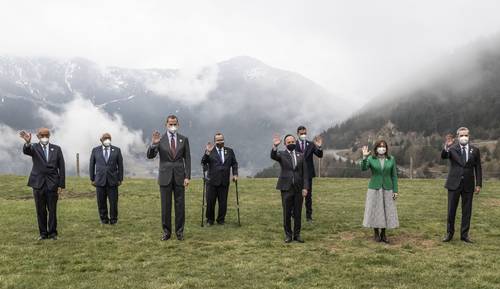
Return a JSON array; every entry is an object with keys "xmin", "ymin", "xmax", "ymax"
[{"xmin": 361, "ymin": 155, "xmax": 398, "ymax": 192}]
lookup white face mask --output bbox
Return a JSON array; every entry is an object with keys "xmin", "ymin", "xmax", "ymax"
[
  {"xmin": 299, "ymin": 134, "xmax": 307, "ymax": 141},
  {"xmin": 40, "ymin": 137, "xmax": 49, "ymax": 145},
  {"xmin": 459, "ymin": 136, "xmax": 469, "ymax": 145},
  {"xmin": 102, "ymin": 139, "xmax": 111, "ymax": 147},
  {"xmin": 376, "ymin": 147, "xmax": 387, "ymax": 155},
  {"xmin": 167, "ymin": 125, "xmax": 178, "ymax": 133}
]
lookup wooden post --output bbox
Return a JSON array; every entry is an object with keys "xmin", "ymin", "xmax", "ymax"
[
  {"xmin": 76, "ymin": 153, "xmax": 80, "ymax": 177},
  {"xmin": 409, "ymin": 156, "xmax": 413, "ymax": 179},
  {"xmin": 318, "ymin": 157, "xmax": 322, "ymax": 178}
]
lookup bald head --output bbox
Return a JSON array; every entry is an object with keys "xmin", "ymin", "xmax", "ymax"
[
  {"xmin": 36, "ymin": 127, "xmax": 50, "ymax": 137},
  {"xmin": 100, "ymin": 132, "xmax": 112, "ymax": 141}
]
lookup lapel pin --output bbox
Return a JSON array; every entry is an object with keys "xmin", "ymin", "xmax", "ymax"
[
  {"xmin": 179, "ymin": 139, "xmax": 183, "ymax": 143},
  {"xmin": 50, "ymin": 148, "xmax": 54, "ymax": 151}
]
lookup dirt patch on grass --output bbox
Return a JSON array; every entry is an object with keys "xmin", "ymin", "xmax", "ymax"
[
  {"xmin": 388, "ymin": 233, "xmax": 438, "ymax": 249},
  {"xmin": 482, "ymin": 198, "xmax": 500, "ymax": 207}
]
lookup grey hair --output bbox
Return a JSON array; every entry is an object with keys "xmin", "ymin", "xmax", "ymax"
[{"xmin": 456, "ymin": 127, "xmax": 470, "ymax": 135}]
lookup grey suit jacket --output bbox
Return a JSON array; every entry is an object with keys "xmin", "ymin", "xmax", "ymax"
[{"xmin": 147, "ymin": 132, "xmax": 191, "ymax": 186}]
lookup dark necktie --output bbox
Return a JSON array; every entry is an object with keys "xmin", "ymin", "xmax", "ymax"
[
  {"xmin": 218, "ymin": 148, "xmax": 223, "ymax": 163},
  {"xmin": 104, "ymin": 147, "xmax": 109, "ymax": 162},
  {"xmin": 461, "ymin": 146, "xmax": 467, "ymax": 163},
  {"xmin": 170, "ymin": 133, "xmax": 176, "ymax": 156},
  {"xmin": 290, "ymin": 151, "xmax": 296, "ymax": 169},
  {"xmin": 43, "ymin": 145, "xmax": 48, "ymax": 161},
  {"xmin": 301, "ymin": 141, "xmax": 305, "ymax": 152}
]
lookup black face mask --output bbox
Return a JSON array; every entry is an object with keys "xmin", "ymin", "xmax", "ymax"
[
  {"xmin": 216, "ymin": 142, "xmax": 224, "ymax": 148},
  {"xmin": 286, "ymin": 144, "xmax": 296, "ymax": 151}
]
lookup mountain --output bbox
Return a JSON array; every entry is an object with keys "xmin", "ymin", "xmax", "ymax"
[
  {"xmin": 319, "ymin": 34, "xmax": 500, "ymax": 178},
  {"xmin": 0, "ymin": 55, "xmax": 348, "ymax": 176}
]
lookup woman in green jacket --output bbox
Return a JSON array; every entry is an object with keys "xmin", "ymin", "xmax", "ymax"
[{"xmin": 361, "ymin": 140, "xmax": 399, "ymax": 243}]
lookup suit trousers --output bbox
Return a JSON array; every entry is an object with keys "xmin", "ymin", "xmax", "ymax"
[
  {"xmin": 447, "ymin": 180, "xmax": 474, "ymax": 238},
  {"xmin": 206, "ymin": 184, "xmax": 229, "ymax": 224},
  {"xmin": 160, "ymin": 177, "xmax": 185, "ymax": 236},
  {"xmin": 33, "ymin": 183, "xmax": 58, "ymax": 237},
  {"xmin": 96, "ymin": 185, "xmax": 119, "ymax": 223},
  {"xmin": 281, "ymin": 186, "xmax": 303, "ymax": 238}
]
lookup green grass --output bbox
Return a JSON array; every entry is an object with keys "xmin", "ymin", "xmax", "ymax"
[{"xmin": 1, "ymin": 176, "xmax": 500, "ymax": 289}]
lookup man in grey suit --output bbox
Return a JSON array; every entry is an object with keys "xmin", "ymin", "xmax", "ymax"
[
  {"xmin": 89, "ymin": 133, "xmax": 124, "ymax": 225},
  {"xmin": 271, "ymin": 134, "xmax": 310, "ymax": 243},
  {"xmin": 20, "ymin": 128, "xmax": 65, "ymax": 240},
  {"xmin": 147, "ymin": 115, "xmax": 191, "ymax": 241}
]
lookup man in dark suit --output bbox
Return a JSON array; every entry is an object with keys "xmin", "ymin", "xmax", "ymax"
[
  {"xmin": 147, "ymin": 115, "xmax": 191, "ymax": 241},
  {"xmin": 295, "ymin": 126, "xmax": 323, "ymax": 222},
  {"xmin": 89, "ymin": 133, "xmax": 124, "ymax": 225},
  {"xmin": 20, "ymin": 128, "xmax": 65, "ymax": 240},
  {"xmin": 201, "ymin": 132, "xmax": 238, "ymax": 225},
  {"xmin": 441, "ymin": 127, "xmax": 482, "ymax": 243},
  {"xmin": 271, "ymin": 134, "xmax": 310, "ymax": 243}
]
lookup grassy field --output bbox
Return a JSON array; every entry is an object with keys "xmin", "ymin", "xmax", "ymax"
[{"xmin": 0, "ymin": 176, "xmax": 500, "ymax": 289}]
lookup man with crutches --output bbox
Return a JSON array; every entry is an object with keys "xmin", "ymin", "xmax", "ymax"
[{"xmin": 201, "ymin": 132, "xmax": 238, "ymax": 226}]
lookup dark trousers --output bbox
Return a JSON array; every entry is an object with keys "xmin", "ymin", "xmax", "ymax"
[
  {"xmin": 304, "ymin": 178, "xmax": 313, "ymax": 219},
  {"xmin": 281, "ymin": 186, "xmax": 304, "ymax": 238},
  {"xmin": 206, "ymin": 184, "xmax": 229, "ymax": 224},
  {"xmin": 447, "ymin": 181, "xmax": 474, "ymax": 238},
  {"xmin": 33, "ymin": 183, "xmax": 58, "ymax": 237},
  {"xmin": 160, "ymin": 178, "xmax": 185, "ymax": 236},
  {"xmin": 96, "ymin": 185, "xmax": 119, "ymax": 223}
]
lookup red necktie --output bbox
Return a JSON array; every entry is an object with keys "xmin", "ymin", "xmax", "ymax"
[{"xmin": 170, "ymin": 133, "xmax": 176, "ymax": 155}]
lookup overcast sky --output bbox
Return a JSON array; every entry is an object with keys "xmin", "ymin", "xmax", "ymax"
[{"xmin": 1, "ymin": 0, "xmax": 500, "ymax": 103}]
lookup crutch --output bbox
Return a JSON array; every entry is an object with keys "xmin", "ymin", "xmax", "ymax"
[
  {"xmin": 235, "ymin": 180, "xmax": 241, "ymax": 226},
  {"xmin": 201, "ymin": 164, "xmax": 208, "ymax": 227}
]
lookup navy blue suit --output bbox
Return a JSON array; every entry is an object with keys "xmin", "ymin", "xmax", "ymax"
[
  {"xmin": 23, "ymin": 142, "xmax": 65, "ymax": 237},
  {"xmin": 296, "ymin": 139, "xmax": 323, "ymax": 219},
  {"xmin": 89, "ymin": 145, "xmax": 123, "ymax": 223},
  {"xmin": 201, "ymin": 146, "xmax": 238, "ymax": 224}
]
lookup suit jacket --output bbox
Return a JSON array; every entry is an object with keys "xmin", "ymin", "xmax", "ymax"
[
  {"xmin": 147, "ymin": 132, "xmax": 191, "ymax": 186},
  {"xmin": 441, "ymin": 144, "xmax": 482, "ymax": 193},
  {"xmin": 295, "ymin": 139, "xmax": 323, "ymax": 178},
  {"xmin": 89, "ymin": 145, "xmax": 124, "ymax": 187},
  {"xmin": 23, "ymin": 142, "xmax": 65, "ymax": 191},
  {"xmin": 201, "ymin": 146, "xmax": 238, "ymax": 187},
  {"xmin": 270, "ymin": 148, "xmax": 310, "ymax": 192},
  {"xmin": 361, "ymin": 155, "xmax": 398, "ymax": 192}
]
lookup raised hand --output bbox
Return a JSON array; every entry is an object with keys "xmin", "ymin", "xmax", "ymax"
[
  {"xmin": 19, "ymin": 130, "xmax": 31, "ymax": 143},
  {"xmin": 445, "ymin": 134, "xmax": 454, "ymax": 148},
  {"xmin": 302, "ymin": 189, "xmax": 308, "ymax": 197},
  {"xmin": 273, "ymin": 134, "xmax": 281, "ymax": 147},
  {"xmin": 362, "ymin": 145, "xmax": 370, "ymax": 157},
  {"xmin": 206, "ymin": 142, "xmax": 215, "ymax": 153},
  {"xmin": 151, "ymin": 130, "xmax": 161, "ymax": 145},
  {"xmin": 314, "ymin": 135, "xmax": 323, "ymax": 147}
]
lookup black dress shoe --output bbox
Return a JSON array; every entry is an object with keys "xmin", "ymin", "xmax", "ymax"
[
  {"xmin": 442, "ymin": 233, "xmax": 453, "ymax": 242},
  {"xmin": 217, "ymin": 221, "xmax": 225, "ymax": 225},
  {"xmin": 110, "ymin": 220, "xmax": 117, "ymax": 225},
  {"xmin": 461, "ymin": 237, "xmax": 474, "ymax": 243},
  {"xmin": 50, "ymin": 235, "xmax": 58, "ymax": 240},
  {"xmin": 294, "ymin": 236, "xmax": 305, "ymax": 243},
  {"xmin": 38, "ymin": 235, "xmax": 48, "ymax": 241},
  {"xmin": 284, "ymin": 236, "xmax": 293, "ymax": 243},
  {"xmin": 101, "ymin": 219, "xmax": 110, "ymax": 225},
  {"xmin": 161, "ymin": 234, "xmax": 171, "ymax": 241},
  {"xmin": 176, "ymin": 234, "xmax": 184, "ymax": 241}
]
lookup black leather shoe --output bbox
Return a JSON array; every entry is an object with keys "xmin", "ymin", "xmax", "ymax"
[
  {"xmin": 217, "ymin": 221, "xmax": 225, "ymax": 225},
  {"xmin": 101, "ymin": 219, "xmax": 110, "ymax": 225},
  {"xmin": 461, "ymin": 237, "xmax": 474, "ymax": 243},
  {"xmin": 38, "ymin": 235, "xmax": 48, "ymax": 241},
  {"xmin": 161, "ymin": 234, "xmax": 171, "ymax": 241},
  {"xmin": 294, "ymin": 235, "xmax": 305, "ymax": 243},
  {"xmin": 442, "ymin": 233, "xmax": 453, "ymax": 242},
  {"xmin": 110, "ymin": 220, "xmax": 117, "ymax": 225},
  {"xmin": 176, "ymin": 234, "xmax": 184, "ymax": 241},
  {"xmin": 284, "ymin": 236, "xmax": 293, "ymax": 243},
  {"xmin": 379, "ymin": 229, "xmax": 389, "ymax": 243},
  {"xmin": 50, "ymin": 235, "xmax": 58, "ymax": 240}
]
